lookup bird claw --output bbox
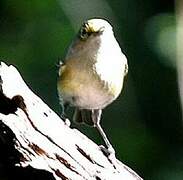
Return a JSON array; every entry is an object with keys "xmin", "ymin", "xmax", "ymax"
[
  {"xmin": 99, "ymin": 145, "xmax": 115, "ymax": 157},
  {"xmin": 64, "ymin": 118, "xmax": 71, "ymax": 126},
  {"xmin": 61, "ymin": 114, "xmax": 71, "ymax": 126},
  {"xmin": 99, "ymin": 145, "xmax": 119, "ymax": 169}
]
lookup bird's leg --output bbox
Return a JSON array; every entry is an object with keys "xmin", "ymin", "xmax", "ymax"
[
  {"xmin": 60, "ymin": 102, "xmax": 71, "ymax": 126},
  {"xmin": 92, "ymin": 109, "xmax": 115, "ymax": 156}
]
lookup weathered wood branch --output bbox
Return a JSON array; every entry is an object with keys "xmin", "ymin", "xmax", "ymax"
[{"xmin": 0, "ymin": 62, "xmax": 143, "ymax": 180}]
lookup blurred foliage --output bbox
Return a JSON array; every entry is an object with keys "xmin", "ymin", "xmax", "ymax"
[{"xmin": 0, "ymin": 0, "xmax": 182, "ymax": 180}]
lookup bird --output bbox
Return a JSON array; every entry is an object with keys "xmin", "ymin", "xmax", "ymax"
[{"xmin": 57, "ymin": 18, "xmax": 128, "ymax": 155}]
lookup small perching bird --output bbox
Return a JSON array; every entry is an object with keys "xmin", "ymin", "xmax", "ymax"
[{"xmin": 57, "ymin": 18, "xmax": 128, "ymax": 155}]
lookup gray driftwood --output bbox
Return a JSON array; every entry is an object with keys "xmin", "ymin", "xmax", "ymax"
[{"xmin": 0, "ymin": 62, "xmax": 143, "ymax": 180}]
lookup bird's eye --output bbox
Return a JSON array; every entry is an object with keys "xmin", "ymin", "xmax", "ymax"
[{"xmin": 80, "ymin": 27, "xmax": 89, "ymax": 40}]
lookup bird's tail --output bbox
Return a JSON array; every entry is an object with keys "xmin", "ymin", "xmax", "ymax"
[{"xmin": 73, "ymin": 108, "xmax": 95, "ymax": 126}]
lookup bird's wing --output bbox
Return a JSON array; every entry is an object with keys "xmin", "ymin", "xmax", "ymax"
[{"xmin": 58, "ymin": 61, "xmax": 66, "ymax": 76}]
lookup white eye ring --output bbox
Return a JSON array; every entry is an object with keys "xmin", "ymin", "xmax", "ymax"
[
  {"xmin": 79, "ymin": 24, "xmax": 105, "ymax": 40},
  {"xmin": 99, "ymin": 26, "xmax": 105, "ymax": 33},
  {"xmin": 80, "ymin": 27, "xmax": 89, "ymax": 40}
]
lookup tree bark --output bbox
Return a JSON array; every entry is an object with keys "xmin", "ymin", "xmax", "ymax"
[{"xmin": 0, "ymin": 62, "xmax": 143, "ymax": 180}]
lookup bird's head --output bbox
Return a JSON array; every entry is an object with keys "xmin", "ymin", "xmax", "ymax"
[{"xmin": 78, "ymin": 18, "xmax": 113, "ymax": 40}]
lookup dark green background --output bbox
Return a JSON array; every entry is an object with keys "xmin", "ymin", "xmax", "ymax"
[{"xmin": 0, "ymin": 0, "xmax": 182, "ymax": 179}]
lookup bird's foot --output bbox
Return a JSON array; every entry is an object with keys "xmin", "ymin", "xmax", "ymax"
[
  {"xmin": 99, "ymin": 145, "xmax": 115, "ymax": 157},
  {"xmin": 61, "ymin": 114, "xmax": 71, "ymax": 126},
  {"xmin": 64, "ymin": 118, "xmax": 71, "ymax": 126},
  {"xmin": 99, "ymin": 145, "xmax": 121, "ymax": 170}
]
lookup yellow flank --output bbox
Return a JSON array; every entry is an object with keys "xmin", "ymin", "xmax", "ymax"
[
  {"xmin": 58, "ymin": 63, "xmax": 90, "ymax": 96},
  {"xmin": 58, "ymin": 65, "xmax": 78, "ymax": 94},
  {"xmin": 59, "ymin": 62, "xmax": 120, "ymax": 96}
]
